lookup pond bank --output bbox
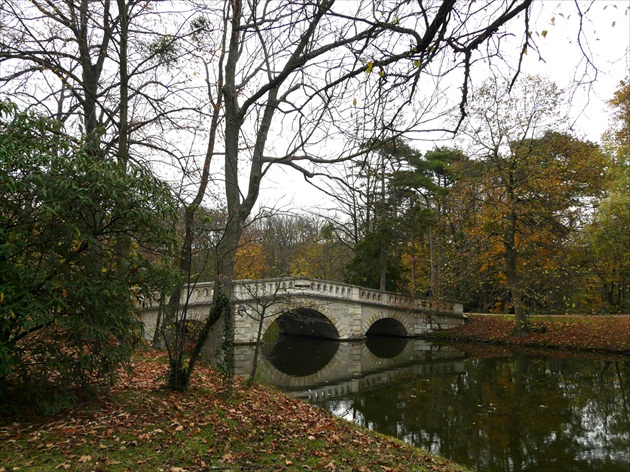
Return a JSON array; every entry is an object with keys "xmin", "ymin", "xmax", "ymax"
[
  {"xmin": 0, "ymin": 349, "xmax": 471, "ymax": 472},
  {"xmin": 422, "ymin": 314, "xmax": 630, "ymax": 355}
]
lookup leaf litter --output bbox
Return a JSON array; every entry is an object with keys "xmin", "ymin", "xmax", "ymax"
[{"xmin": 0, "ymin": 348, "xmax": 469, "ymax": 471}]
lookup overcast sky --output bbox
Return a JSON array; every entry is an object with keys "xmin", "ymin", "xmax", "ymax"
[{"xmin": 524, "ymin": 0, "xmax": 630, "ymax": 141}]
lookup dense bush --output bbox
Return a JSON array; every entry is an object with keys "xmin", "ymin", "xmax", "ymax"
[{"xmin": 0, "ymin": 102, "xmax": 178, "ymax": 411}]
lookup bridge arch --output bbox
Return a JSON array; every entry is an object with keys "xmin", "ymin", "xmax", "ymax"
[
  {"xmin": 365, "ymin": 335, "xmax": 408, "ymax": 358},
  {"xmin": 262, "ymin": 304, "xmax": 341, "ymax": 340},
  {"xmin": 261, "ymin": 337, "xmax": 339, "ymax": 376},
  {"xmin": 366, "ymin": 318, "xmax": 407, "ymax": 337},
  {"xmin": 257, "ymin": 341, "xmax": 354, "ymax": 390},
  {"xmin": 364, "ymin": 313, "xmax": 413, "ymax": 338}
]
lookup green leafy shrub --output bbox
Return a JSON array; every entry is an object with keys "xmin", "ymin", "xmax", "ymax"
[{"xmin": 0, "ymin": 102, "xmax": 178, "ymax": 411}]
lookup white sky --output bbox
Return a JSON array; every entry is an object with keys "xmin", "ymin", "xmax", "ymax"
[
  {"xmin": 262, "ymin": 0, "xmax": 630, "ymax": 211},
  {"xmin": 524, "ymin": 0, "xmax": 630, "ymax": 140}
]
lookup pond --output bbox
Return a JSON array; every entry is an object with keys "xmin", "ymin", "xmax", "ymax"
[{"xmin": 234, "ymin": 337, "xmax": 630, "ymax": 472}]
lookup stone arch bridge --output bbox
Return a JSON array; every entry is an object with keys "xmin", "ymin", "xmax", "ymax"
[{"xmin": 142, "ymin": 277, "xmax": 465, "ymax": 344}]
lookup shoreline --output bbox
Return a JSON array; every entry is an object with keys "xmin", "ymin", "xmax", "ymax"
[{"xmin": 422, "ymin": 313, "xmax": 630, "ymax": 356}]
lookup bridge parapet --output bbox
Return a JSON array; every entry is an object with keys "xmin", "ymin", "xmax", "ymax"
[
  {"xmin": 174, "ymin": 282, "xmax": 213, "ymax": 306},
  {"xmin": 233, "ymin": 278, "xmax": 462, "ymax": 315},
  {"xmin": 234, "ymin": 278, "xmax": 354, "ymax": 301},
  {"xmin": 145, "ymin": 277, "xmax": 462, "ymax": 316},
  {"xmin": 358, "ymin": 287, "xmax": 463, "ymax": 315}
]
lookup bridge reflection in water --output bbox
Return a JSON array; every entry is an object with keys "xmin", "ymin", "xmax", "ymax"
[
  {"xmin": 234, "ymin": 337, "xmax": 465, "ymax": 400},
  {"xmin": 236, "ymin": 338, "xmax": 630, "ymax": 472}
]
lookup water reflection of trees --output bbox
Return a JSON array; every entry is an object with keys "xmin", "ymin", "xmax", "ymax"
[{"xmin": 320, "ymin": 356, "xmax": 630, "ymax": 472}]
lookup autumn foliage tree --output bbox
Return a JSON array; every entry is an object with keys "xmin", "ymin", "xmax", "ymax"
[
  {"xmin": 233, "ymin": 215, "xmax": 350, "ymax": 281},
  {"xmin": 458, "ymin": 76, "xmax": 605, "ymax": 332},
  {"xmin": 586, "ymin": 80, "xmax": 630, "ymax": 312}
]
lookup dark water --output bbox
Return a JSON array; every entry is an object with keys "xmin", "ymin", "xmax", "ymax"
[{"xmin": 235, "ymin": 337, "xmax": 630, "ymax": 472}]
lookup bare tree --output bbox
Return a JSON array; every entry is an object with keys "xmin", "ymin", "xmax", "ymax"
[
  {"xmin": 0, "ymin": 0, "xmax": 207, "ymax": 164},
  {"xmin": 177, "ymin": 0, "xmax": 548, "ymax": 373},
  {"xmin": 234, "ymin": 281, "xmax": 288, "ymax": 387}
]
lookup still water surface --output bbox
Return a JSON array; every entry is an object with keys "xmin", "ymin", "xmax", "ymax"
[{"xmin": 234, "ymin": 337, "xmax": 630, "ymax": 472}]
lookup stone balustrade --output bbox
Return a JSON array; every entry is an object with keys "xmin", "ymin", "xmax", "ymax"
[{"xmin": 146, "ymin": 277, "xmax": 462, "ymax": 316}]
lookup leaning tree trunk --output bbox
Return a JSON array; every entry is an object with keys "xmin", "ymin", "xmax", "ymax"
[{"xmin": 163, "ymin": 46, "xmax": 223, "ymax": 389}]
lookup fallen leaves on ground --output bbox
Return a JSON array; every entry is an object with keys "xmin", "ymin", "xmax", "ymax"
[
  {"xmin": 425, "ymin": 314, "xmax": 630, "ymax": 354},
  {"xmin": 0, "ymin": 350, "xmax": 469, "ymax": 471}
]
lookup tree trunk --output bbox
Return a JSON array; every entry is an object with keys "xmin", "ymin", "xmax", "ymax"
[
  {"xmin": 115, "ymin": 0, "xmax": 131, "ymax": 278},
  {"xmin": 248, "ymin": 304, "xmax": 268, "ymax": 388},
  {"xmin": 379, "ymin": 232, "xmax": 387, "ymax": 291},
  {"xmin": 202, "ymin": 216, "xmax": 243, "ymax": 361},
  {"xmin": 429, "ymin": 229, "xmax": 436, "ymax": 295},
  {"xmin": 163, "ymin": 36, "xmax": 224, "ymax": 388},
  {"xmin": 505, "ymin": 212, "xmax": 527, "ymax": 334}
]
